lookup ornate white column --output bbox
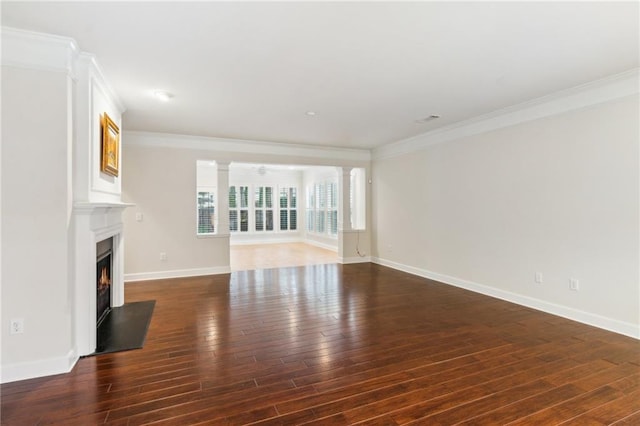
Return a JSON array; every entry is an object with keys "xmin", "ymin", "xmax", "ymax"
[
  {"xmin": 337, "ymin": 167, "xmax": 353, "ymax": 232},
  {"xmin": 216, "ymin": 161, "xmax": 230, "ymax": 236}
]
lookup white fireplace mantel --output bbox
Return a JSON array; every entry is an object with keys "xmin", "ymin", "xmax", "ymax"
[{"xmin": 73, "ymin": 202, "xmax": 133, "ymax": 356}]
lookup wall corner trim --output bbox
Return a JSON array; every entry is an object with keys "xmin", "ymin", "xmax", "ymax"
[
  {"xmin": 371, "ymin": 257, "xmax": 639, "ymax": 340},
  {"xmin": 78, "ymin": 52, "xmax": 126, "ymax": 113},
  {"xmin": 373, "ymin": 68, "xmax": 640, "ymax": 160},
  {"xmin": 0, "ymin": 349, "xmax": 78, "ymax": 384},
  {"xmin": 340, "ymin": 256, "xmax": 372, "ymax": 264}
]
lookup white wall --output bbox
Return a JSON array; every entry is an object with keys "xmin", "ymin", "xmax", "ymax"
[
  {"xmin": 122, "ymin": 145, "xmax": 231, "ymax": 281},
  {"xmin": 1, "ymin": 28, "xmax": 126, "ymax": 382},
  {"xmin": 372, "ymin": 94, "xmax": 639, "ymax": 337},
  {"xmin": 197, "ymin": 161, "xmax": 217, "ymax": 190},
  {"xmin": 1, "ymin": 66, "xmax": 75, "ymax": 378}
]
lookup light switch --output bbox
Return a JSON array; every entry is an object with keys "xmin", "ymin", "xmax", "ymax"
[{"xmin": 136, "ymin": 212, "xmax": 143, "ymax": 222}]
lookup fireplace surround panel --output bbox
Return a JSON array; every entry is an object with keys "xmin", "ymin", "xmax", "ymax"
[{"xmin": 74, "ymin": 203, "xmax": 130, "ymax": 356}]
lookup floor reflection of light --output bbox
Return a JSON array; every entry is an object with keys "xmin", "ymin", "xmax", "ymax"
[
  {"xmin": 203, "ymin": 315, "xmax": 219, "ymax": 352},
  {"xmin": 317, "ymin": 340, "xmax": 331, "ymax": 363},
  {"xmin": 287, "ymin": 309, "xmax": 298, "ymax": 332}
]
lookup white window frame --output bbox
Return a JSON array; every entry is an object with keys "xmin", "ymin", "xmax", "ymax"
[
  {"xmin": 196, "ymin": 190, "xmax": 216, "ymax": 235},
  {"xmin": 254, "ymin": 185, "xmax": 275, "ymax": 232},
  {"xmin": 229, "ymin": 185, "xmax": 250, "ymax": 233},
  {"xmin": 306, "ymin": 179, "xmax": 338, "ymax": 237},
  {"xmin": 230, "ymin": 184, "xmax": 298, "ymax": 234},
  {"xmin": 196, "ymin": 160, "xmax": 218, "ymax": 236},
  {"xmin": 279, "ymin": 187, "xmax": 298, "ymax": 231}
]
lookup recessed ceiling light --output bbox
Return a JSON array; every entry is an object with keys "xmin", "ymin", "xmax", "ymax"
[
  {"xmin": 154, "ymin": 91, "xmax": 174, "ymax": 102},
  {"xmin": 415, "ymin": 114, "xmax": 441, "ymax": 124},
  {"xmin": 305, "ymin": 111, "xmax": 317, "ymax": 117}
]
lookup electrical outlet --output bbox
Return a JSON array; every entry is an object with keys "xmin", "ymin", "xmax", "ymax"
[
  {"xmin": 10, "ymin": 318, "xmax": 24, "ymax": 334},
  {"xmin": 570, "ymin": 278, "xmax": 579, "ymax": 291},
  {"xmin": 160, "ymin": 252, "xmax": 167, "ymax": 261},
  {"xmin": 535, "ymin": 272, "xmax": 543, "ymax": 283}
]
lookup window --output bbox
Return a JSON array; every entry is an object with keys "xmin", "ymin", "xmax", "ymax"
[
  {"xmin": 230, "ymin": 184, "xmax": 298, "ymax": 233},
  {"xmin": 280, "ymin": 187, "xmax": 297, "ymax": 231},
  {"xmin": 229, "ymin": 185, "xmax": 249, "ymax": 232},
  {"xmin": 306, "ymin": 179, "xmax": 338, "ymax": 237},
  {"xmin": 197, "ymin": 191, "xmax": 215, "ymax": 234},
  {"xmin": 254, "ymin": 186, "xmax": 274, "ymax": 231},
  {"xmin": 196, "ymin": 160, "xmax": 217, "ymax": 236}
]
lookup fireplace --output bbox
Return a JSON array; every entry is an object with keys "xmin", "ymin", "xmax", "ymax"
[
  {"xmin": 96, "ymin": 250, "xmax": 112, "ymax": 327},
  {"xmin": 74, "ymin": 202, "xmax": 130, "ymax": 356}
]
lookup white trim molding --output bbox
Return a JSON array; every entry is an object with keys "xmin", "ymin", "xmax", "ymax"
[
  {"xmin": 340, "ymin": 256, "xmax": 372, "ymax": 264},
  {"xmin": 73, "ymin": 202, "xmax": 132, "ymax": 357},
  {"xmin": 124, "ymin": 131, "xmax": 371, "ymax": 163},
  {"xmin": 304, "ymin": 238, "xmax": 339, "ymax": 252},
  {"xmin": 80, "ymin": 52, "xmax": 125, "ymax": 113},
  {"xmin": 125, "ymin": 266, "xmax": 231, "ymax": 282},
  {"xmin": 230, "ymin": 236, "xmax": 304, "ymax": 246},
  {"xmin": 372, "ymin": 257, "xmax": 639, "ymax": 340},
  {"xmin": 1, "ymin": 27, "xmax": 125, "ymax": 110},
  {"xmin": 1, "ymin": 349, "xmax": 78, "ymax": 384},
  {"xmin": 1, "ymin": 27, "xmax": 79, "ymax": 76},
  {"xmin": 373, "ymin": 68, "xmax": 640, "ymax": 160}
]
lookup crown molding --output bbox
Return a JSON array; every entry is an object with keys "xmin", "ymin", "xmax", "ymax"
[
  {"xmin": 1, "ymin": 27, "xmax": 125, "ymax": 111},
  {"xmin": 1, "ymin": 27, "xmax": 79, "ymax": 77},
  {"xmin": 124, "ymin": 131, "xmax": 372, "ymax": 163},
  {"xmin": 373, "ymin": 68, "xmax": 640, "ymax": 161}
]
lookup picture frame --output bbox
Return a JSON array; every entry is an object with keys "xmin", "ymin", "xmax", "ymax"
[{"xmin": 101, "ymin": 113, "xmax": 120, "ymax": 177}]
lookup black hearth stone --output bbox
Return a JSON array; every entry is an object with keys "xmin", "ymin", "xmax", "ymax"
[{"xmin": 90, "ymin": 300, "xmax": 155, "ymax": 356}]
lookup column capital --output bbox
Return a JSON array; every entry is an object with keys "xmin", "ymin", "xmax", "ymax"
[
  {"xmin": 335, "ymin": 166, "xmax": 353, "ymax": 176},
  {"xmin": 215, "ymin": 161, "xmax": 230, "ymax": 172}
]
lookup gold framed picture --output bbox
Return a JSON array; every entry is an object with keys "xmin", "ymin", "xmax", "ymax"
[{"xmin": 101, "ymin": 113, "xmax": 120, "ymax": 177}]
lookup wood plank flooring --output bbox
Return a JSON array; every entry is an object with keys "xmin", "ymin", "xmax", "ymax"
[
  {"xmin": 230, "ymin": 243, "xmax": 337, "ymax": 272},
  {"xmin": 2, "ymin": 263, "xmax": 639, "ymax": 425}
]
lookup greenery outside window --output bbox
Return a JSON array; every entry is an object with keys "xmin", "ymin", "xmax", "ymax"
[
  {"xmin": 280, "ymin": 187, "xmax": 297, "ymax": 231},
  {"xmin": 197, "ymin": 191, "xmax": 216, "ymax": 235},
  {"xmin": 255, "ymin": 186, "xmax": 274, "ymax": 231},
  {"xmin": 229, "ymin": 185, "xmax": 249, "ymax": 232}
]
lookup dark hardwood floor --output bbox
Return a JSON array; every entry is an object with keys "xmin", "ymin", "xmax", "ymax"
[{"xmin": 2, "ymin": 263, "xmax": 639, "ymax": 425}]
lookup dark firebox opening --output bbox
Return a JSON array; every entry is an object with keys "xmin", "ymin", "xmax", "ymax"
[{"xmin": 96, "ymin": 250, "xmax": 112, "ymax": 327}]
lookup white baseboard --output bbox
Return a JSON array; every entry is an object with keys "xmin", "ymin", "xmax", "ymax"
[
  {"xmin": 304, "ymin": 239, "xmax": 338, "ymax": 252},
  {"xmin": 230, "ymin": 236, "xmax": 303, "ymax": 246},
  {"xmin": 125, "ymin": 266, "xmax": 231, "ymax": 282},
  {"xmin": 372, "ymin": 257, "xmax": 639, "ymax": 340},
  {"xmin": 340, "ymin": 255, "xmax": 372, "ymax": 264},
  {"xmin": 1, "ymin": 349, "xmax": 78, "ymax": 384}
]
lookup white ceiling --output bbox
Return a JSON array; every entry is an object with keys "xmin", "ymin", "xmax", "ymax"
[{"xmin": 2, "ymin": 1, "xmax": 638, "ymax": 150}]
